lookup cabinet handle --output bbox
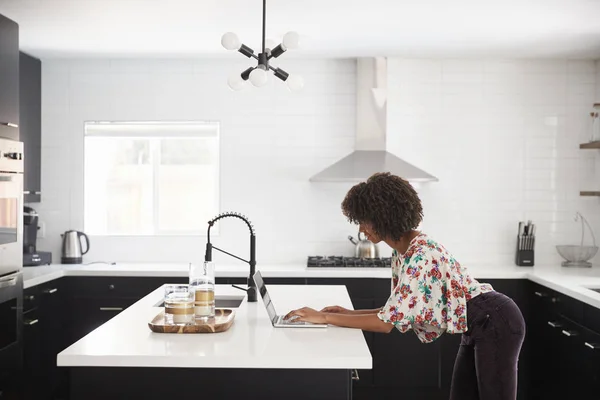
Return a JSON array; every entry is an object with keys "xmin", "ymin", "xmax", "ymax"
[
  {"xmin": 24, "ymin": 319, "xmax": 39, "ymax": 326},
  {"xmin": 351, "ymin": 369, "xmax": 360, "ymax": 381},
  {"xmin": 25, "ymin": 295, "xmax": 35, "ymax": 301},
  {"xmin": 34, "ymin": 191, "xmax": 41, "ymax": 195},
  {"xmin": 547, "ymin": 321, "xmax": 562, "ymax": 328},
  {"xmin": 23, "ymin": 191, "xmax": 31, "ymax": 194},
  {"xmin": 99, "ymin": 307, "xmax": 123, "ymax": 311},
  {"xmin": 44, "ymin": 288, "xmax": 58, "ymax": 294},
  {"xmin": 562, "ymin": 330, "xmax": 578, "ymax": 337},
  {"xmin": 585, "ymin": 342, "xmax": 600, "ymax": 350},
  {"xmin": 1, "ymin": 122, "xmax": 18, "ymax": 128},
  {"xmin": 108, "ymin": 284, "xmax": 115, "ymax": 290},
  {"xmin": 0, "ymin": 276, "xmax": 16, "ymax": 289},
  {"xmin": 534, "ymin": 291, "xmax": 545, "ymax": 297}
]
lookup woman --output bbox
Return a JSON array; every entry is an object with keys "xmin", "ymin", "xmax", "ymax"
[{"xmin": 285, "ymin": 172, "xmax": 526, "ymax": 400}]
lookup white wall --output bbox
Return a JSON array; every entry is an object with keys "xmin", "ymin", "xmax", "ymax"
[
  {"xmin": 386, "ymin": 59, "xmax": 600, "ymax": 267},
  {"xmin": 37, "ymin": 59, "xmax": 359, "ymax": 265},
  {"xmin": 36, "ymin": 57, "xmax": 600, "ymax": 268}
]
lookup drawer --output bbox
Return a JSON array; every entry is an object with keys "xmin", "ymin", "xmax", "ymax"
[
  {"xmin": 307, "ymin": 278, "xmax": 376, "ymax": 300},
  {"xmin": 373, "ymin": 279, "xmax": 393, "ymax": 303},
  {"xmin": 66, "ymin": 276, "xmax": 187, "ymax": 299},
  {"xmin": 583, "ymin": 303, "xmax": 600, "ymax": 334},
  {"xmin": 23, "ymin": 285, "xmax": 40, "ymax": 312},
  {"xmin": 264, "ymin": 278, "xmax": 306, "ymax": 285}
]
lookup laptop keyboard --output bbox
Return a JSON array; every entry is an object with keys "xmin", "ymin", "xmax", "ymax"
[{"xmin": 278, "ymin": 316, "xmax": 309, "ymax": 325}]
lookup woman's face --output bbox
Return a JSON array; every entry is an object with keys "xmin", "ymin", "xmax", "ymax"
[{"xmin": 359, "ymin": 222, "xmax": 382, "ymax": 243}]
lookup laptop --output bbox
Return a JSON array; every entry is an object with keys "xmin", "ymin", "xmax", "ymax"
[{"xmin": 253, "ymin": 270, "xmax": 327, "ymax": 328}]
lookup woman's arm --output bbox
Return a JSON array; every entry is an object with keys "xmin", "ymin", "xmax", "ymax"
[
  {"xmin": 351, "ymin": 308, "xmax": 383, "ymax": 315},
  {"xmin": 326, "ymin": 313, "xmax": 394, "ymax": 333},
  {"xmin": 285, "ymin": 307, "xmax": 394, "ymax": 333},
  {"xmin": 321, "ymin": 305, "xmax": 382, "ymax": 315}
]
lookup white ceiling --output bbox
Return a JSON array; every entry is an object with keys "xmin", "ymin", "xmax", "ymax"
[{"xmin": 2, "ymin": 0, "xmax": 600, "ymax": 59}]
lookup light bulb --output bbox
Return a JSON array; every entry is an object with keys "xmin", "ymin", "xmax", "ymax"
[
  {"xmin": 221, "ymin": 32, "xmax": 240, "ymax": 51},
  {"xmin": 227, "ymin": 72, "xmax": 246, "ymax": 91},
  {"xmin": 249, "ymin": 68, "xmax": 269, "ymax": 87},
  {"xmin": 286, "ymin": 74, "xmax": 304, "ymax": 91},
  {"xmin": 282, "ymin": 31, "xmax": 300, "ymax": 49}
]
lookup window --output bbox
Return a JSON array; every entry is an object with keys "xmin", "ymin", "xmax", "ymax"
[{"xmin": 84, "ymin": 121, "xmax": 219, "ymax": 236}]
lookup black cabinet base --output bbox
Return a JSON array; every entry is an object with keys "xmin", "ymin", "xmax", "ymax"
[{"xmin": 68, "ymin": 367, "xmax": 352, "ymax": 400}]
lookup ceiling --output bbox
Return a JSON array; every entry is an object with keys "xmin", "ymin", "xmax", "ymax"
[{"xmin": 2, "ymin": 0, "xmax": 600, "ymax": 59}]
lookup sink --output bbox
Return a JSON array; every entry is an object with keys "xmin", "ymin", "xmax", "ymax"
[{"xmin": 155, "ymin": 296, "xmax": 244, "ymax": 309}]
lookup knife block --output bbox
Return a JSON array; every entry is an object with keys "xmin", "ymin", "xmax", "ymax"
[{"xmin": 515, "ymin": 236, "xmax": 534, "ymax": 267}]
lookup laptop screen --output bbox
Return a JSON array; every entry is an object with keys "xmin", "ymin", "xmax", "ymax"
[{"xmin": 253, "ymin": 271, "xmax": 278, "ymax": 324}]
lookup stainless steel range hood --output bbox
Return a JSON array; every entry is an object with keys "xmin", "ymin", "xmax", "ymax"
[{"xmin": 309, "ymin": 58, "xmax": 437, "ymax": 183}]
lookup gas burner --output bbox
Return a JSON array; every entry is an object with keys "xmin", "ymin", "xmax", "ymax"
[{"xmin": 306, "ymin": 256, "xmax": 392, "ymax": 268}]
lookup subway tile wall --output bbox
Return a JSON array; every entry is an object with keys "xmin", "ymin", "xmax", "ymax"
[
  {"xmin": 37, "ymin": 59, "xmax": 359, "ymax": 265},
  {"xmin": 35, "ymin": 58, "xmax": 600, "ymax": 267},
  {"xmin": 386, "ymin": 59, "xmax": 600, "ymax": 267}
]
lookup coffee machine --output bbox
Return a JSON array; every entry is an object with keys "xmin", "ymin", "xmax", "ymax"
[{"xmin": 23, "ymin": 206, "xmax": 52, "ymax": 266}]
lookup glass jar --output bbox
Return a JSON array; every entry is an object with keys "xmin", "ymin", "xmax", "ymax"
[
  {"xmin": 189, "ymin": 261, "xmax": 215, "ymax": 320},
  {"xmin": 164, "ymin": 284, "xmax": 194, "ymax": 325}
]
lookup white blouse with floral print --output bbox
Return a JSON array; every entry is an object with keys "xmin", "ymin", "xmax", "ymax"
[{"xmin": 377, "ymin": 233, "xmax": 494, "ymax": 343}]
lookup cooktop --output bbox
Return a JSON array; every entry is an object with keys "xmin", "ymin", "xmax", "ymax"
[{"xmin": 307, "ymin": 256, "xmax": 392, "ymax": 268}]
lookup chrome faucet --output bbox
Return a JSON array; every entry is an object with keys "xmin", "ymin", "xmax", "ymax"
[{"xmin": 204, "ymin": 212, "xmax": 257, "ymax": 302}]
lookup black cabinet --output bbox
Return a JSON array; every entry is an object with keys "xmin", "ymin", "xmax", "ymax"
[
  {"xmin": 304, "ymin": 277, "xmax": 530, "ymax": 400},
  {"xmin": 528, "ymin": 282, "xmax": 600, "ymax": 399},
  {"xmin": 19, "ymin": 52, "xmax": 42, "ymax": 203},
  {"xmin": 65, "ymin": 276, "xmax": 188, "ymax": 343},
  {"xmin": 0, "ymin": 14, "xmax": 19, "ymax": 140},
  {"xmin": 22, "ymin": 280, "xmax": 66, "ymax": 400}
]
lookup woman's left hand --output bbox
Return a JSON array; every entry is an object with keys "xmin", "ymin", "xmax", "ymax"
[{"xmin": 284, "ymin": 307, "xmax": 328, "ymax": 324}]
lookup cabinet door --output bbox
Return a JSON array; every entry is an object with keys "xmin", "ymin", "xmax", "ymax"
[
  {"xmin": 38, "ymin": 281, "xmax": 67, "ymax": 398},
  {"xmin": 0, "ymin": 14, "xmax": 19, "ymax": 139},
  {"xmin": 373, "ymin": 327, "xmax": 442, "ymax": 389},
  {"xmin": 529, "ymin": 285, "xmax": 560, "ymax": 399},
  {"xmin": 439, "ymin": 332, "xmax": 462, "ymax": 396},
  {"xmin": 22, "ymin": 309, "xmax": 47, "ymax": 399},
  {"xmin": 19, "ymin": 52, "xmax": 41, "ymax": 203},
  {"xmin": 69, "ymin": 298, "xmax": 137, "ymax": 343},
  {"xmin": 581, "ymin": 329, "xmax": 600, "ymax": 394},
  {"xmin": 350, "ymin": 299, "xmax": 375, "ymax": 388}
]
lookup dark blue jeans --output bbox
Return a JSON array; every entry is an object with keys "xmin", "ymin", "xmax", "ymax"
[{"xmin": 449, "ymin": 291, "xmax": 526, "ymax": 400}]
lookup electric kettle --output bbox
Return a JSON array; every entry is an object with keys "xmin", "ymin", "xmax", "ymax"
[
  {"xmin": 61, "ymin": 230, "xmax": 90, "ymax": 264},
  {"xmin": 348, "ymin": 231, "xmax": 379, "ymax": 259}
]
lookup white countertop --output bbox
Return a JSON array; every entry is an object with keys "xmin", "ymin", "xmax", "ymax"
[{"xmin": 57, "ymin": 284, "xmax": 372, "ymax": 369}]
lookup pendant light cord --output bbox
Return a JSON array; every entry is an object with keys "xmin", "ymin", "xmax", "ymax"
[{"xmin": 262, "ymin": 0, "xmax": 266, "ymax": 54}]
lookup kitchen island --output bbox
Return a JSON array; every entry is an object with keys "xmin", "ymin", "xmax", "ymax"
[{"xmin": 57, "ymin": 283, "xmax": 371, "ymax": 400}]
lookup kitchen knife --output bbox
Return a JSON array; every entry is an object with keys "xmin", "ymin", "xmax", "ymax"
[{"xmin": 518, "ymin": 222, "xmax": 524, "ymax": 250}]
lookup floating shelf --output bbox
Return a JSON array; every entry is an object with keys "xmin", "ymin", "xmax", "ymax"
[
  {"xmin": 581, "ymin": 191, "xmax": 600, "ymax": 197},
  {"xmin": 580, "ymin": 141, "xmax": 600, "ymax": 149}
]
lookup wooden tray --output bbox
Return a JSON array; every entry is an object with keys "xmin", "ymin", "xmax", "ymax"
[{"xmin": 148, "ymin": 308, "xmax": 235, "ymax": 333}]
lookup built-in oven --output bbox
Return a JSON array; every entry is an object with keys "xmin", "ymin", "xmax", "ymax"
[{"xmin": 0, "ymin": 137, "xmax": 24, "ymax": 398}]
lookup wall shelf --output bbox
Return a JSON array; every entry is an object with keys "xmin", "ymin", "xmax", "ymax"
[
  {"xmin": 580, "ymin": 191, "xmax": 600, "ymax": 197},
  {"xmin": 580, "ymin": 141, "xmax": 600, "ymax": 149}
]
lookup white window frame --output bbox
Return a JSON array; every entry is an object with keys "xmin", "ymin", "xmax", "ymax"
[{"xmin": 83, "ymin": 120, "xmax": 220, "ymax": 237}]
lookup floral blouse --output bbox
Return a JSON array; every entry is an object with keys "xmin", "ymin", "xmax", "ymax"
[{"xmin": 377, "ymin": 233, "xmax": 494, "ymax": 343}]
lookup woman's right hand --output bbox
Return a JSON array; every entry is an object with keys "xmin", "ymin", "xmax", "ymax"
[{"xmin": 320, "ymin": 305, "xmax": 352, "ymax": 314}]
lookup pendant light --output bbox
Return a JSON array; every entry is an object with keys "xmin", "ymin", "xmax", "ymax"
[{"xmin": 221, "ymin": 0, "xmax": 304, "ymax": 91}]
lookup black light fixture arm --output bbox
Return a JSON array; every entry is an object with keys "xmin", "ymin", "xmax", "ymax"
[
  {"xmin": 223, "ymin": 0, "xmax": 301, "ymax": 89},
  {"xmin": 205, "ymin": 212, "xmax": 257, "ymax": 302},
  {"xmin": 262, "ymin": 0, "xmax": 267, "ymax": 53}
]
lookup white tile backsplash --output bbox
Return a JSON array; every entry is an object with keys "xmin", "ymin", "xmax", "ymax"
[
  {"xmin": 387, "ymin": 58, "xmax": 600, "ymax": 267},
  {"xmin": 33, "ymin": 57, "xmax": 600, "ymax": 269}
]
